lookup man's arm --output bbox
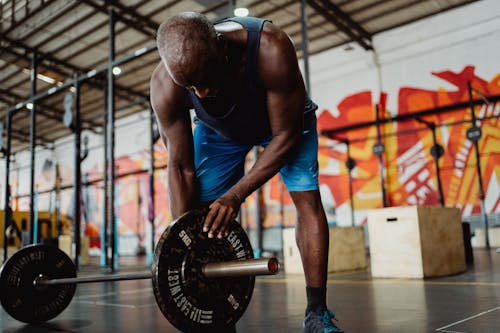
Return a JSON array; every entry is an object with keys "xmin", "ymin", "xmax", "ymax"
[
  {"xmin": 150, "ymin": 63, "xmax": 198, "ymax": 219},
  {"xmin": 204, "ymin": 23, "xmax": 307, "ymax": 238}
]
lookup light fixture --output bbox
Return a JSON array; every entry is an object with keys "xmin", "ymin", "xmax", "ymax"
[
  {"xmin": 22, "ymin": 68, "xmax": 58, "ymax": 84},
  {"xmin": 26, "ymin": 103, "xmax": 34, "ymax": 110},
  {"xmin": 234, "ymin": 7, "xmax": 249, "ymax": 17},
  {"xmin": 112, "ymin": 66, "xmax": 122, "ymax": 75}
]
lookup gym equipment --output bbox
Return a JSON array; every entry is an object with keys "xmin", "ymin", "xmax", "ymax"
[{"xmin": 0, "ymin": 209, "xmax": 279, "ymax": 331}]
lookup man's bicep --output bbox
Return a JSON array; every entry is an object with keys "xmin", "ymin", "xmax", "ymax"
[{"xmin": 266, "ymin": 83, "xmax": 306, "ymax": 136}]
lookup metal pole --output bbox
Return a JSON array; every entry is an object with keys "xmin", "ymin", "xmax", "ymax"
[
  {"xmin": 300, "ymin": 0, "xmax": 311, "ymax": 95},
  {"xmin": 374, "ymin": 105, "xmax": 388, "ymax": 207},
  {"xmin": 29, "ymin": 51, "xmax": 38, "ymax": 243},
  {"xmin": 74, "ymin": 75, "xmax": 82, "ymax": 268},
  {"xmin": 2, "ymin": 113, "xmax": 12, "ymax": 262},
  {"xmin": 415, "ymin": 118, "xmax": 445, "ymax": 207},
  {"xmin": 107, "ymin": 10, "xmax": 117, "ymax": 271},
  {"xmin": 467, "ymin": 81, "xmax": 490, "ymax": 249},
  {"xmin": 345, "ymin": 140, "xmax": 355, "ymax": 226},
  {"xmin": 101, "ymin": 82, "xmax": 108, "ymax": 268},
  {"xmin": 36, "ymin": 258, "xmax": 279, "ymax": 286},
  {"xmin": 202, "ymin": 258, "xmax": 279, "ymax": 278},
  {"xmin": 253, "ymin": 147, "xmax": 262, "ymax": 258},
  {"xmin": 148, "ymin": 107, "xmax": 156, "ymax": 264},
  {"xmin": 430, "ymin": 124, "xmax": 445, "ymax": 207},
  {"xmin": 37, "ymin": 271, "xmax": 152, "ymax": 286},
  {"xmin": 228, "ymin": 0, "xmax": 235, "ymax": 17}
]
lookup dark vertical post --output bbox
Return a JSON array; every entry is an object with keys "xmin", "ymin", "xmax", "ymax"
[
  {"xmin": 102, "ymin": 83, "xmax": 108, "ymax": 267},
  {"xmin": 107, "ymin": 10, "xmax": 117, "ymax": 271},
  {"xmin": 29, "ymin": 51, "xmax": 38, "ymax": 243},
  {"xmin": 345, "ymin": 140, "xmax": 355, "ymax": 226},
  {"xmin": 74, "ymin": 75, "xmax": 82, "ymax": 268},
  {"xmin": 228, "ymin": 0, "xmax": 235, "ymax": 17},
  {"xmin": 254, "ymin": 147, "xmax": 262, "ymax": 258},
  {"xmin": 374, "ymin": 105, "xmax": 388, "ymax": 207},
  {"xmin": 3, "ymin": 112, "xmax": 12, "ymax": 262},
  {"xmin": 148, "ymin": 107, "xmax": 156, "ymax": 263},
  {"xmin": 467, "ymin": 81, "xmax": 489, "ymax": 249},
  {"xmin": 416, "ymin": 118, "xmax": 445, "ymax": 207},
  {"xmin": 300, "ymin": 0, "xmax": 311, "ymax": 94},
  {"xmin": 430, "ymin": 123, "xmax": 445, "ymax": 207}
]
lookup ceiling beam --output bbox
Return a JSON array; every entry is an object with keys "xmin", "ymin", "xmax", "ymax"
[
  {"xmin": 307, "ymin": 0, "xmax": 373, "ymax": 50},
  {"xmin": 0, "ymin": 38, "xmax": 148, "ymax": 103},
  {"xmin": 80, "ymin": 0, "xmax": 156, "ymax": 37},
  {"xmin": 2, "ymin": 0, "xmax": 58, "ymax": 36},
  {"xmin": 103, "ymin": 0, "xmax": 159, "ymax": 31}
]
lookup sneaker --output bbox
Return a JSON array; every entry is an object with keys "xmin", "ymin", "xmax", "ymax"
[{"xmin": 304, "ymin": 309, "xmax": 344, "ymax": 333}]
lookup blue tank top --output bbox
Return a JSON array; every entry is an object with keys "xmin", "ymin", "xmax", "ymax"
[{"xmin": 187, "ymin": 16, "xmax": 318, "ymax": 145}]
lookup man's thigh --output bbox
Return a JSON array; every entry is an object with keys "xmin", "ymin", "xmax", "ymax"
[{"xmin": 193, "ymin": 122, "xmax": 252, "ymax": 202}]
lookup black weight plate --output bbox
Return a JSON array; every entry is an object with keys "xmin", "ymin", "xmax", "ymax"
[
  {"xmin": 466, "ymin": 126, "xmax": 482, "ymax": 142},
  {"xmin": 152, "ymin": 209, "xmax": 255, "ymax": 332},
  {"xmin": 0, "ymin": 244, "xmax": 77, "ymax": 324}
]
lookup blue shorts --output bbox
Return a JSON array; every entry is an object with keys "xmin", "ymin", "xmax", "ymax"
[{"xmin": 193, "ymin": 114, "xmax": 319, "ymax": 202}]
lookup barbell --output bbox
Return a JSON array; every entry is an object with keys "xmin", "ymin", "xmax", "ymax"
[{"xmin": 0, "ymin": 209, "xmax": 280, "ymax": 332}]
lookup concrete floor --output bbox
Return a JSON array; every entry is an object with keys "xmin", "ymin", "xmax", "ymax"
[{"xmin": 1, "ymin": 248, "xmax": 499, "ymax": 333}]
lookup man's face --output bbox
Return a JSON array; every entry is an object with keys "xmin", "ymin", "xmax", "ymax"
[{"xmin": 165, "ymin": 42, "xmax": 228, "ymax": 99}]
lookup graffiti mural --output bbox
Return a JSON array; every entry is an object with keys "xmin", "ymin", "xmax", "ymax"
[{"xmin": 317, "ymin": 66, "xmax": 500, "ymax": 224}]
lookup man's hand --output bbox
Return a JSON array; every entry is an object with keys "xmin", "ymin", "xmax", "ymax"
[{"xmin": 204, "ymin": 193, "xmax": 242, "ymax": 239}]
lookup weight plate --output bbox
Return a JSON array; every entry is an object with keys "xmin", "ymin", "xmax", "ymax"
[
  {"xmin": 152, "ymin": 209, "xmax": 255, "ymax": 332},
  {"xmin": 466, "ymin": 126, "xmax": 482, "ymax": 142},
  {"xmin": 0, "ymin": 244, "xmax": 77, "ymax": 324}
]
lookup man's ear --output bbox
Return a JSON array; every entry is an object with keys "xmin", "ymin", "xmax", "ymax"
[
  {"xmin": 216, "ymin": 33, "xmax": 226, "ymax": 48},
  {"xmin": 216, "ymin": 33, "xmax": 229, "ymax": 60}
]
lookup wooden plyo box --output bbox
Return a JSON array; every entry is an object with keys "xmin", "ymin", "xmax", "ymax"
[
  {"xmin": 282, "ymin": 226, "xmax": 367, "ymax": 275},
  {"xmin": 367, "ymin": 206, "xmax": 466, "ymax": 278}
]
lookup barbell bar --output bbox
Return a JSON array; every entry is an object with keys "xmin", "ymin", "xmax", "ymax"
[{"xmin": 34, "ymin": 257, "xmax": 279, "ymax": 287}]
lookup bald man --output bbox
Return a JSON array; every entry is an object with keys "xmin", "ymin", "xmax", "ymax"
[{"xmin": 150, "ymin": 12, "xmax": 344, "ymax": 333}]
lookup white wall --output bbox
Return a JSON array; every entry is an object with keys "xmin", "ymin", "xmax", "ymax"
[{"xmin": 307, "ymin": 0, "xmax": 500, "ymax": 114}]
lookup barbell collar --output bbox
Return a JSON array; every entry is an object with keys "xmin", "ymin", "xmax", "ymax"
[{"xmin": 202, "ymin": 257, "xmax": 279, "ymax": 278}]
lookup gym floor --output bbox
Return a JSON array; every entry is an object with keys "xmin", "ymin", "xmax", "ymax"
[{"xmin": 1, "ymin": 249, "xmax": 499, "ymax": 333}]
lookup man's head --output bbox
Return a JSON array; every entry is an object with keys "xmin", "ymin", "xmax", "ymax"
[{"xmin": 157, "ymin": 12, "xmax": 226, "ymax": 97}]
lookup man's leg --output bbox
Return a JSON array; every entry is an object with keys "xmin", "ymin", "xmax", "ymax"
[
  {"xmin": 289, "ymin": 190, "xmax": 344, "ymax": 333},
  {"xmin": 289, "ymin": 190, "xmax": 329, "ymax": 311}
]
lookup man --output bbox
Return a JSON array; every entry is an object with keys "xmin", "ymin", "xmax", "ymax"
[{"xmin": 150, "ymin": 12, "xmax": 344, "ymax": 333}]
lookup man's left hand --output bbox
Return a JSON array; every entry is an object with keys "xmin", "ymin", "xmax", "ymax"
[{"xmin": 203, "ymin": 193, "xmax": 241, "ymax": 239}]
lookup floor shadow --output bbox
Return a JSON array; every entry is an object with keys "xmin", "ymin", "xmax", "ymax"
[{"xmin": 4, "ymin": 320, "xmax": 93, "ymax": 333}]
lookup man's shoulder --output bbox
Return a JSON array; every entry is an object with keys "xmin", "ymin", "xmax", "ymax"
[{"xmin": 151, "ymin": 62, "xmax": 168, "ymax": 84}]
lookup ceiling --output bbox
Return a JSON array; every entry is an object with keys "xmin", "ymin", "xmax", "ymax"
[{"xmin": 0, "ymin": 0, "xmax": 479, "ymax": 154}]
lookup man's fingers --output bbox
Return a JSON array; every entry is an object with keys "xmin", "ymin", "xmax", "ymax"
[
  {"xmin": 203, "ymin": 205, "xmax": 218, "ymax": 235},
  {"xmin": 208, "ymin": 207, "xmax": 226, "ymax": 238},
  {"xmin": 217, "ymin": 212, "xmax": 235, "ymax": 239}
]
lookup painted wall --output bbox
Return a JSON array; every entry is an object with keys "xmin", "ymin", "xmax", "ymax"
[{"xmin": 1, "ymin": 0, "xmax": 499, "ymax": 254}]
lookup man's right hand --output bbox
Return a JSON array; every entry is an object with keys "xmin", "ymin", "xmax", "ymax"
[{"xmin": 203, "ymin": 193, "xmax": 242, "ymax": 239}]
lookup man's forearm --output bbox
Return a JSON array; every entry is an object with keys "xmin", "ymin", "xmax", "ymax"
[{"xmin": 228, "ymin": 132, "xmax": 300, "ymax": 202}]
